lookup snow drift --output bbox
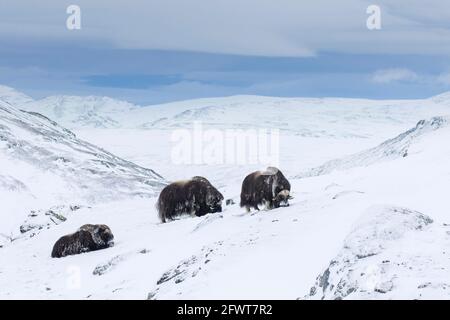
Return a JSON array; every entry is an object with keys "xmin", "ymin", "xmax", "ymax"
[{"xmin": 305, "ymin": 205, "xmax": 450, "ymax": 300}]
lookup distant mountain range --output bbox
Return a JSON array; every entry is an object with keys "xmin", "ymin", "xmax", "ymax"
[{"xmin": 2, "ymin": 85, "xmax": 450, "ymax": 140}]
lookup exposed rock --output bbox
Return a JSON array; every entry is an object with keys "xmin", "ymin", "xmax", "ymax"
[
  {"xmin": 19, "ymin": 205, "xmax": 85, "ymax": 237},
  {"xmin": 93, "ymin": 255, "xmax": 124, "ymax": 276}
]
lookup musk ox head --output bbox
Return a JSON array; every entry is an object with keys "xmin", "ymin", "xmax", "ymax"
[
  {"xmin": 205, "ymin": 186, "xmax": 224, "ymax": 213},
  {"xmin": 79, "ymin": 224, "xmax": 114, "ymax": 248},
  {"xmin": 271, "ymin": 168, "xmax": 292, "ymax": 208},
  {"xmin": 241, "ymin": 167, "xmax": 292, "ymax": 211},
  {"xmin": 273, "ymin": 189, "xmax": 292, "ymax": 208}
]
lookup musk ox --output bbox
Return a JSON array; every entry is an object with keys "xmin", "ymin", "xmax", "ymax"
[
  {"xmin": 157, "ymin": 176, "xmax": 224, "ymax": 223},
  {"xmin": 51, "ymin": 224, "xmax": 114, "ymax": 258},
  {"xmin": 240, "ymin": 167, "xmax": 292, "ymax": 212}
]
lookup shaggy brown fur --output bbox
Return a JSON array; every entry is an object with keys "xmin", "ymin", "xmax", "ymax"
[
  {"xmin": 240, "ymin": 167, "xmax": 291, "ymax": 212},
  {"xmin": 157, "ymin": 176, "xmax": 224, "ymax": 223},
  {"xmin": 51, "ymin": 224, "xmax": 114, "ymax": 258}
]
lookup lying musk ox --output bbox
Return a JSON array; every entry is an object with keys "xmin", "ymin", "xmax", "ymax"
[
  {"xmin": 240, "ymin": 167, "xmax": 292, "ymax": 212},
  {"xmin": 157, "ymin": 176, "xmax": 224, "ymax": 223},
  {"xmin": 51, "ymin": 224, "xmax": 114, "ymax": 258}
]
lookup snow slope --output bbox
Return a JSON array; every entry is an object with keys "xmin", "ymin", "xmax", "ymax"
[
  {"xmin": 1, "ymin": 85, "xmax": 450, "ymax": 299},
  {"xmin": 306, "ymin": 205, "xmax": 450, "ymax": 300},
  {"xmin": 0, "ymin": 99, "xmax": 165, "ymax": 247},
  {"xmin": 0, "ymin": 85, "xmax": 33, "ymax": 106},
  {"xmin": 297, "ymin": 117, "xmax": 448, "ymax": 178},
  {"xmin": 22, "ymin": 95, "xmax": 138, "ymax": 129}
]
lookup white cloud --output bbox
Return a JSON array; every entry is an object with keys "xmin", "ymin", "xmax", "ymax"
[{"xmin": 371, "ymin": 68, "xmax": 419, "ymax": 84}]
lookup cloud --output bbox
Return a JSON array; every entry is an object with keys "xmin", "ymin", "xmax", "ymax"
[
  {"xmin": 2, "ymin": 1, "xmax": 450, "ymax": 57},
  {"xmin": 2, "ymin": 1, "xmax": 450, "ymax": 102},
  {"xmin": 437, "ymin": 73, "xmax": 450, "ymax": 85},
  {"xmin": 381, "ymin": 1, "xmax": 450, "ymax": 28},
  {"xmin": 371, "ymin": 68, "xmax": 419, "ymax": 84}
]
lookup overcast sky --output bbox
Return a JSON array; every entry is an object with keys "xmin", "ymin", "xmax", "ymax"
[{"xmin": 1, "ymin": 0, "xmax": 450, "ymax": 104}]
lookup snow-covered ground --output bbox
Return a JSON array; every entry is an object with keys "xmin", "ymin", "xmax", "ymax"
[{"xmin": 0, "ymin": 85, "xmax": 450, "ymax": 299}]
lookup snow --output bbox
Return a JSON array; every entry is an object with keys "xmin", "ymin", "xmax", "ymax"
[
  {"xmin": 18, "ymin": 92, "xmax": 450, "ymax": 139},
  {"xmin": 0, "ymin": 99, "xmax": 164, "ymax": 247},
  {"xmin": 0, "ymin": 85, "xmax": 34, "ymax": 107},
  {"xmin": 306, "ymin": 205, "xmax": 450, "ymax": 300},
  {"xmin": 22, "ymin": 95, "xmax": 138, "ymax": 129},
  {"xmin": 297, "ymin": 116, "xmax": 448, "ymax": 178},
  {"xmin": 1, "ymin": 86, "xmax": 450, "ymax": 299}
]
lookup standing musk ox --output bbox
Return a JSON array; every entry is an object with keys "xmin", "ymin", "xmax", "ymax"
[
  {"xmin": 51, "ymin": 224, "xmax": 114, "ymax": 258},
  {"xmin": 157, "ymin": 176, "xmax": 224, "ymax": 223},
  {"xmin": 240, "ymin": 167, "xmax": 292, "ymax": 212}
]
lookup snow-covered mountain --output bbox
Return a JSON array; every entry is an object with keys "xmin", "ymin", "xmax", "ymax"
[
  {"xmin": 22, "ymin": 95, "xmax": 139, "ymax": 129},
  {"xmin": 8, "ymin": 86, "xmax": 450, "ymax": 140},
  {"xmin": 0, "ymin": 85, "xmax": 33, "ymax": 106},
  {"xmin": 1, "ymin": 85, "xmax": 450, "ymax": 299},
  {"xmin": 430, "ymin": 91, "xmax": 450, "ymax": 106}
]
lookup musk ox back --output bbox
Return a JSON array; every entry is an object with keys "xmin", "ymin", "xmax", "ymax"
[
  {"xmin": 51, "ymin": 224, "xmax": 114, "ymax": 258},
  {"xmin": 240, "ymin": 167, "xmax": 291, "ymax": 211},
  {"xmin": 157, "ymin": 176, "xmax": 224, "ymax": 223}
]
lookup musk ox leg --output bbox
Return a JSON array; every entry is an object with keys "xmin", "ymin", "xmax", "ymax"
[
  {"xmin": 194, "ymin": 206, "xmax": 207, "ymax": 217},
  {"xmin": 263, "ymin": 200, "xmax": 272, "ymax": 210}
]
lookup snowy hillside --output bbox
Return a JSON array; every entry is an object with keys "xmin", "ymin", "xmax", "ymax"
[
  {"xmin": 1, "ymin": 85, "xmax": 450, "ymax": 299},
  {"xmin": 430, "ymin": 91, "xmax": 450, "ymax": 106},
  {"xmin": 297, "ymin": 116, "xmax": 448, "ymax": 178},
  {"xmin": 22, "ymin": 95, "xmax": 139, "ymax": 129},
  {"xmin": 0, "ymin": 85, "xmax": 33, "ymax": 106},
  {"xmin": 0, "ymin": 99, "xmax": 165, "ymax": 248}
]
